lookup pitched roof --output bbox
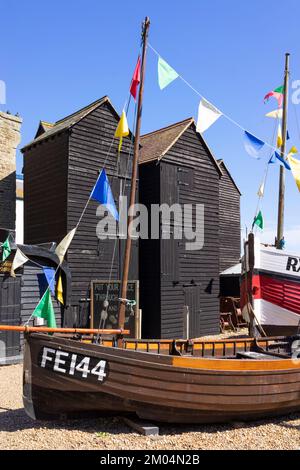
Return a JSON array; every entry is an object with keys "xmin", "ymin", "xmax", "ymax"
[
  {"xmin": 22, "ymin": 96, "xmax": 111, "ymax": 151},
  {"xmin": 140, "ymin": 117, "xmax": 222, "ymax": 175},
  {"xmin": 140, "ymin": 118, "xmax": 194, "ymax": 164},
  {"xmin": 217, "ymin": 159, "xmax": 241, "ymax": 195},
  {"xmin": 35, "ymin": 121, "xmax": 54, "ymax": 138}
]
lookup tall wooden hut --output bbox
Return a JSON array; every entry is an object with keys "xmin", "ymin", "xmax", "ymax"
[
  {"xmin": 139, "ymin": 118, "xmax": 222, "ymax": 339},
  {"xmin": 21, "ymin": 97, "xmax": 138, "ymax": 327},
  {"xmin": 218, "ymin": 159, "xmax": 241, "ymax": 273}
]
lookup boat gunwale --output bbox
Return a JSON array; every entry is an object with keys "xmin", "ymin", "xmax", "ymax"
[{"xmin": 27, "ymin": 333, "xmax": 300, "ymax": 373}]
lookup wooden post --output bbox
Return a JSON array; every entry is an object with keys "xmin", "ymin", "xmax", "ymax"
[
  {"xmin": 247, "ymin": 232, "xmax": 256, "ymax": 337},
  {"xmin": 276, "ymin": 53, "xmax": 290, "ymax": 249},
  {"xmin": 118, "ymin": 17, "xmax": 150, "ymax": 334}
]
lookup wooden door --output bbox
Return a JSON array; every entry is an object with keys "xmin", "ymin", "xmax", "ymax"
[{"xmin": 0, "ymin": 275, "xmax": 21, "ymax": 364}]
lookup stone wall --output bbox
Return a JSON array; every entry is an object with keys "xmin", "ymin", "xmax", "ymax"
[{"xmin": 0, "ymin": 112, "xmax": 22, "ymax": 230}]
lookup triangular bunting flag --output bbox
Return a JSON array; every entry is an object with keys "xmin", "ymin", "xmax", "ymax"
[
  {"xmin": 55, "ymin": 228, "xmax": 76, "ymax": 264},
  {"xmin": 264, "ymin": 85, "xmax": 284, "ymax": 107},
  {"xmin": 196, "ymin": 98, "xmax": 222, "ymax": 133},
  {"xmin": 130, "ymin": 56, "xmax": 141, "ymax": 100},
  {"xmin": 277, "ymin": 124, "xmax": 283, "ymax": 148},
  {"xmin": 114, "ymin": 111, "xmax": 129, "ymax": 152},
  {"xmin": 265, "ymin": 108, "xmax": 283, "ymax": 119},
  {"xmin": 32, "ymin": 287, "xmax": 57, "ymax": 328},
  {"xmin": 56, "ymin": 272, "xmax": 64, "ymax": 305},
  {"xmin": 252, "ymin": 210, "xmax": 264, "ymax": 230},
  {"xmin": 1, "ymin": 237, "xmax": 11, "ymax": 262},
  {"xmin": 10, "ymin": 248, "xmax": 29, "ymax": 277},
  {"xmin": 287, "ymin": 146, "xmax": 298, "ymax": 157},
  {"xmin": 42, "ymin": 266, "xmax": 55, "ymax": 295},
  {"xmin": 268, "ymin": 151, "xmax": 291, "ymax": 170},
  {"xmin": 243, "ymin": 131, "xmax": 264, "ymax": 159},
  {"xmin": 157, "ymin": 57, "xmax": 179, "ymax": 90},
  {"xmin": 257, "ymin": 181, "xmax": 265, "ymax": 198},
  {"xmin": 288, "ymin": 156, "xmax": 300, "ymax": 192},
  {"xmin": 91, "ymin": 169, "xmax": 119, "ymax": 221}
]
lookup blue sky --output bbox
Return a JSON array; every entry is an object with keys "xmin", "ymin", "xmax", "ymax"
[{"xmin": 2, "ymin": 0, "xmax": 300, "ymax": 251}]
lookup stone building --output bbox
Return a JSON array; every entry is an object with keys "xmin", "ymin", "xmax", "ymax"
[{"xmin": 0, "ymin": 111, "xmax": 22, "ymax": 232}]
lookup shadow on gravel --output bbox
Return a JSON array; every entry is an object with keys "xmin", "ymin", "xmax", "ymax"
[
  {"xmin": 1, "ymin": 407, "xmax": 299, "ymax": 435},
  {"xmin": 0, "ymin": 408, "xmax": 133, "ymax": 435},
  {"xmin": 157, "ymin": 412, "xmax": 300, "ymax": 436}
]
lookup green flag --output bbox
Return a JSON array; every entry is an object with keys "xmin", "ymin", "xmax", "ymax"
[
  {"xmin": 252, "ymin": 210, "xmax": 264, "ymax": 230},
  {"xmin": 1, "ymin": 237, "xmax": 11, "ymax": 262},
  {"xmin": 158, "ymin": 57, "xmax": 179, "ymax": 90},
  {"xmin": 33, "ymin": 287, "xmax": 57, "ymax": 328}
]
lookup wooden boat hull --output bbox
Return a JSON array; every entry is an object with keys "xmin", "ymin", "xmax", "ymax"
[{"xmin": 23, "ymin": 333, "xmax": 300, "ymax": 424}]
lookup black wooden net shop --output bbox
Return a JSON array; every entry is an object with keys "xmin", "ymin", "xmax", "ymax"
[
  {"xmin": 139, "ymin": 118, "xmax": 226, "ymax": 339},
  {"xmin": 21, "ymin": 97, "xmax": 139, "ymax": 328}
]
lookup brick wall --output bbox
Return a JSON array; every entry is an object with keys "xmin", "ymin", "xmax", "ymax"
[{"xmin": 0, "ymin": 112, "xmax": 22, "ymax": 230}]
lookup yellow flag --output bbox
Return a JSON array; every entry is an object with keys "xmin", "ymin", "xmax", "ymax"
[
  {"xmin": 289, "ymin": 146, "xmax": 298, "ymax": 155},
  {"xmin": 277, "ymin": 124, "xmax": 283, "ymax": 148},
  {"xmin": 114, "ymin": 111, "xmax": 129, "ymax": 152},
  {"xmin": 57, "ymin": 273, "xmax": 64, "ymax": 304},
  {"xmin": 288, "ymin": 156, "xmax": 300, "ymax": 192}
]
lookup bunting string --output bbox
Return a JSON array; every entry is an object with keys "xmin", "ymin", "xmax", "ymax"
[{"xmin": 148, "ymin": 43, "xmax": 294, "ymax": 160}]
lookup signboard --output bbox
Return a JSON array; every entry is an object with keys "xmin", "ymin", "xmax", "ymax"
[
  {"xmin": 0, "ymin": 261, "xmax": 12, "ymax": 274},
  {"xmin": 90, "ymin": 280, "xmax": 139, "ymax": 338}
]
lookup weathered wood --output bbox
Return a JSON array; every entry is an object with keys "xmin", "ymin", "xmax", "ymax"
[
  {"xmin": 139, "ymin": 122, "xmax": 221, "ymax": 338},
  {"xmin": 218, "ymin": 160, "xmax": 241, "ymax": 273},
  {"xmin": 23, "ymin": 333, "xmax": 300, "ymax": 423},
  {"xmin": 123, "ymin": 417, "xmax": 159, "ymax": 436}
]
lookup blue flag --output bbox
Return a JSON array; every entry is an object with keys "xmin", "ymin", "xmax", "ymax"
[
  {"xmin": 244, "ymin": 131, "xmax": 264, "ymax": 159},
  {"xmin": 91, "ymin": 169, "xmax": 119, "ymax": 221},
  {"xmin": 42, "ymin": 267, "xmax": 55, "ymax": 294},
  {"xmin": 268, "ymin": 151, "xmax": 291, "ymax": 170}
]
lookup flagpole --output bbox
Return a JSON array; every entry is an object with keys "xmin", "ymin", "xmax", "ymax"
[
  {"xmin": 118, "ymin": 17, "xmax": 150, "ymax": 336},
  {"xmin": 276, "ymin": 53, "xmax": 290, "ymax": 249}
]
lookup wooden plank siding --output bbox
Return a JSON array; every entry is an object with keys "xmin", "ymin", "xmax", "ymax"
[
  {"xmin": 139, "ymin": 122, "xmax": 221, "ymax": 338},
  {"xmin": 22, "ymin": 98, "xmax": 138, "ymax": 327},
  {"xmin": 23, "ymin": 132, "xmax": 68, "ymax": 245},
  {"xmin": 67, "ymin": 102, "xmax": 138, "ymax": 307},
  {"xmin": 218, "ymin": 160, "xmax": 241, "ymax": 272}
]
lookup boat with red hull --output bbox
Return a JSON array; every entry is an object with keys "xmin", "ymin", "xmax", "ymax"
[{"xmin": 241, "ymin": 235, "xmax": 300, "ymax": 336}]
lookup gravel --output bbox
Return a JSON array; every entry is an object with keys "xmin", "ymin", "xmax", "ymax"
[{"xmin": 0, "ymin": 363, "xmax": 299, "ymax": 450}]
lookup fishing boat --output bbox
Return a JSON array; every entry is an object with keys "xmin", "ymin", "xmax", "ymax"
[
  {"xmin": 22, "ymin": 330, "xmax": 300, "ymax": 423},
  {"xmin": 241, "ymin": 53, "xmax": 300, "ymax": 336},
  {"xmin": 1, "ymin": 17, "xmax": 300, "ymax": 424}
]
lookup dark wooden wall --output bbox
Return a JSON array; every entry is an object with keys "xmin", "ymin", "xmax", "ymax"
[
  {"xmin": 139, "ymin": 162, "xmax": 161, "ymax": 338},
  {"xmin": 23, "ymin": 133, "xmax": 68, "ymax": 245},
  {"xmin": 139, "ymin": 124, "xmax": 220, "ymax": 339},
  {"xmin": 23, "ymin": 101, "xmax": 138, "ymax": 325},
  {"xmin": 218, "ymin": 161, "xmax": 241, "ymax": 273},
  {"xmin": 67, "ymin": 102, "xmax": 138, "ymax": 308}
]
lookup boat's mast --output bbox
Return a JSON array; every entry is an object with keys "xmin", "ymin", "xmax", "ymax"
[
  {"xmin": 276, "ymin": 52, "xmax": 290, "ymax": 249},
  {"xmin": 118, "ymin": 17, "xmax": 150, "ymax": 332}
]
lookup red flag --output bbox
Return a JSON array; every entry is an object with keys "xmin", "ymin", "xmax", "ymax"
[{"xmin": 130, "ymin": 56, "xmax": 141, "ymax": 100}]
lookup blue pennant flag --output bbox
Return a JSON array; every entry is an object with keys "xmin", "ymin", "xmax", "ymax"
[
  {"xmin": 287, "ymin": 130, "xmax": 290, "ymax": 140},
  {"xmin": 91, "ymin": 169, "xmax": 119, "ymax": 221},
  {"xmin": 268, "ymin": 151, "xmax": 291, "ymax": 170},
  {"xmin": 42, "ymin": 267, "xmax": 55, "ymax": 294},
  {"xmin": 244, "ymin": 131, "xmax": 265, "ymax": 159}
]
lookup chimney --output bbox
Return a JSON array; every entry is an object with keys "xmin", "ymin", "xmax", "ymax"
[{"xmin": 0, "ymin": 111, "xmax": 22, "ymax": 233}]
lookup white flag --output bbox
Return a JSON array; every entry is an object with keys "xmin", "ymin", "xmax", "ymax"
[
  {"xmin": 265, "ymin": 108, "xmax": 283, "ymax": 119},
  {"xmin": 196, "ymin": 98, "xmax": 222, "ymax": 133},
  {"xmin": 257, "ymin": 181, "xmax": 265, "ymax": 198},
  {"xmin": 10, "ymin": 248, "xmax": 29, "ymax": 277},
  {"xmin": 55, "ymin": 228, "xmax": 76, "ymax": 264}
]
